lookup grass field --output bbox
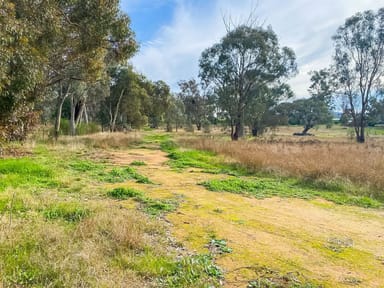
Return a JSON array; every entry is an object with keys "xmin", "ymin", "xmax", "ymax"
[{"xmin": 0, "ymin": 127, "xmax": 383, "ymax": 287}]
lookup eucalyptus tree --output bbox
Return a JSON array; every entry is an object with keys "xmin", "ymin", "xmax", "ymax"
[
  {"xmin": 0, "ymin": 0, "xmax": 47, "ymax": 140},
  {"xmin": 245, "ymin": 83, "xmax": 293, "ymax": 136},
  {"xmin": 177, "ymin": 79, "xmax": 212, "ymax": 131},
  {"xmin": 148, "ymin": 80, "xmax": 172, "ymax": 129},
  {"xmin": 50, "ymin": 0, "xmax": 138, "ymax": 136},
  {"xmin": 0, "ymin": 0, "xmax": 137, "ymax": 139},
  {"xmin": 332, "ymin": 8, "xmax": 384, "ymax": 143},
  {"xmin": 199, "ymin": 25, "xmax": 297, "ymax": 140}
]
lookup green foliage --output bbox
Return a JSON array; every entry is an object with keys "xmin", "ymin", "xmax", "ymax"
[
  {"xmin": 159, "ymin": 139, "xmax": 179, "ymax": 152},
  {"xmin": 114, "ymin": 250, "xmax": 177, "ymax": 277},
  {"xmin": 107, "ymin": 187, "xmax": 177, "ymax": 216},
  {"xmin": 43, "ymin": 203, "xmax": 90, "ymax": 223},
  {"xmin": 59, "ymin": 119, "xmax": 101, "ymax": 136},
  {"xmin": 0, "ymin": 158, "xmax": 57, "ymax": 192},
  {"xmin": 145, "ymin": 133, "xmax": 172, "ymax": 144},
  {"xmin": 68, "ymin": 159, "xmax": 104, "ymax": 173},
  {"xmin": 368, "ymin": 98, "xmax": 384, "ymax": 126},
  {"xmin": 201, "ymin": 177, "xmax": 382, "ymax": 208},
  {"xmin": 208, "ymin": 238, "xmax": 233, "ymax": 254},
  {"xmin": 0, "ymin": 196, "xmax": 28, "ymax": 214},
  {"xmin": 1, "ymin": 239, "xmax": 61, "ymax": 287},
  {"xmin": 130, "ymin": 160, "xmax": 147, "ymax": 166},
  {"xmin": 107, "ymin": 187, "xmax": 144, "ymax": 200},
  {"xmin": 199, "ymin": 25, "xmax": 297, "ymax": 140},
  {"xmin": 115, "ymin": 251, "xmax": 223, "ymax": 287},
  {"xmin": 68, "ymin": 159, "xmax": 153, "ymax": 184},
  {"xmin": 278, "ymin": 97, "xmax": 332, "ymax": 134},
  {"xmin": 332, "ymin": 8, "xmax": 384, "ymax": 142},
  {"xmin": 105, "ymin": 167, "xmax": 153, "ymax": 184},
  {"xmin": 160, "ymin": 140, "xmax": 247, "ymax": 176},
  {"xmin": 161, "ymin": 254, "xmax": 223, "ymax": 288},
  {"xmin": 177, "ymin": 79, "xmax": 213, "ymax": 131}
]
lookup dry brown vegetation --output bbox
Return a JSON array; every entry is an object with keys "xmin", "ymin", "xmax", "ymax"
[
  {"xmin": 52, "ymin": 132, "xmax": 142, "ymax": 149},
  {"xmin": 0, "ymin": 200, "xmax": 162, "ymax": 287},
  {"xmin": 180, "ymin": 137, "xmax": 384, "ymax": 195}
]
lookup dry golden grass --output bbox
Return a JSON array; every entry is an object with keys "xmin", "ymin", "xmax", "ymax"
[
  {"xmin": 53, "ymin": 132, "xmax": 142, "ymax": 149},
  {"xmin": 181, "ymin": 137, "xmax": 384, "ymax": 194},
  {"xmin": 0, "ymin": 201, "xmax": 162, "ymax": 287}
]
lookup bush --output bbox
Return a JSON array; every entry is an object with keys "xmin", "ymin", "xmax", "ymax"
[{"xmin": 58, "ymin": 119, "xmax": 101, "ymax": 136}]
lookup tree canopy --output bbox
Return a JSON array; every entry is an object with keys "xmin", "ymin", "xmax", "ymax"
[
  {"xmin": 332, "ymin": 8, "xmax": 384, "ymax": 142},
  {"xmin": 199, "ymin": 25, "xmax": 297, "ymax": 140}
]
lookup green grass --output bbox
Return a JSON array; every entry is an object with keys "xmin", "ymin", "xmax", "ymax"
[
  {"xmin": 130, "ymin": 160, "xmax": 147, "ymax": 166},
  {"xmin": 201, "ymin": 177, "xmax": 382, "ymax": 208},
  {"xmin": 113, "ymin": 250, "xmax": 222, "ymax": 288},
  {"xmin": 160, "ymin": 140, "xmax": 248, "ymax": 176},
  {"xmin": 208, "ymin": 238, "xmax": 233, "ymax": 254},
  {"xmin": 68, "ymin": 159, "xmax": 104, "ymax": 172},
  {"xmin": 68, "ymin": 158, "xmax": 153, "ymax": 184},
  {"xmin": 160, "ymin": 254, "xmax": 223, "ymax": 288},
  {"xmin": 2, "ymin": 239, "xmax": 62, "ymax": 287},
  {"xmin": 114, "ymin": 250, "xmax": 177, "ymax": 278},
  {"xmin": 0, "ymin": 158, "xmax": 58, "ymax": 192},
  {"xmin": 42, "ymin": 202, "xmax": 90, "ymax": 223},
  {"xmin": 107, "ymin": 187, "xmax": 178, "ymax": 216},
  {"xmin": 144, "ymin": 133, "xmax": 172, "ymax": 144},
  {"xmin": 0, "ymin": 196, "xmax": 28, "ymax": 214},
  {"xmin": 103, "ymin": 166, "xmax": 153, "ymax": 184},
  {"xmin": 366, "ymin": 126, "xmax": 384, "ymax": 136}
]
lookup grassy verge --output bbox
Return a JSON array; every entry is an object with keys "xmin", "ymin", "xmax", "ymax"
[
  {"xmin": 0, "ymin": 142, "xmax": 220, "ymax": 287},
  {"xmin": 107, "ymin": 187, "xmax": 178, "ymax": 216},
  {"xmin": 68, "ymin": 158, "xmax": 153, "ymax": 184},
  {"xmin": 160, "ymin": 139, "xmax": 248, "ymax": 176},
  {"xmin": 201, "ymin": 177, "xmax": 382, "ymax": 208},
  {"xmin": 157, "ymin": 138, "xmax": 382, "ymax": 208}
]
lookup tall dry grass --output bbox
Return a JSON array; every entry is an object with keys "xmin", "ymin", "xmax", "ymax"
[
  {"xmin": 181, "ymin": 137, "xmax": 384, "ymax": 194},
  {"xmin": 53, "ymin": 132, "xmax": 142, "ymax": 149},
  {"xmin": 0, "ymin": 202, "xmax": 162, "ymax": 287}
]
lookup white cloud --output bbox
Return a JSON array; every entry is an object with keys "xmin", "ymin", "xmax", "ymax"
[{"xmin": 130, "ymin": 0, "xmax": 384, "ymax": 96}]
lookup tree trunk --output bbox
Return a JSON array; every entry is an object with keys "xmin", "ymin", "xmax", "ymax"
[
  {"xmin": 111, "ymin": 88, "xmax": 125, "ymax": 132},
  {"xmin": 232, "ymin": 114, "xmax": 244, "ymax": 141},
  {"xmin": 251, "ymin": 127, "xmax": 258, "ymax": 137},
  {"xmin": 302, "ymin": 125, "xmax": 311, "ymax": 135},
  {"xmin": 84, "ymin": 105, "xmax": 89, "ymax": 124},
  {"xmin": 356, "ymin": 126, "xmax": 365, "ymax": 143},
  {"xmin": 54, "ymin": 82, "xmax": 71, "ymax": 140},
  {"xmin": 70, "ymin": 94, "xmax": 76, "ymax": 136},
  {"xmin": 75, "ymin": 100, "xmax": 86, "ymax": 126},
  {"xmin": 166, "ymin": 122, "xmax": 172, "ymax": 132}
]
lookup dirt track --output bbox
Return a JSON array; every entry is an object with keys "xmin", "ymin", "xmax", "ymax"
[{"xmin": 107, "ymin": 147, "xmax": 384, "ymax": 288}]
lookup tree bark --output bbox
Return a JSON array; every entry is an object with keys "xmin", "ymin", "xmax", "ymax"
[
  {"xmin": 302, "ymin": 125, "xmax": 312, "ymax": 135},
  {"xmin": 356, "ymin": 126, "xmax": 365, "ymax": 143},
  {"xmin": 232, "ymin": 113, "xmax": 244, "ymax": 141},
  {"xmin": 70, "ymin": 94, "xmax": 76, "ymax": 136},
  {"xmin": 110, "ymin": 88, "xmax": 125, "ymax": 132},
  {"xmin": 54, "ymin": 82, "xmax": 71, "ymax": 140}
]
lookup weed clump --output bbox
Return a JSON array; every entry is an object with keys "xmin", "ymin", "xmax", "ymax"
[
  {"xmin": 103, "ymin": 167, "xmax": 153, "ymax": 184},
  {"xmin": 130, "ymin": 160, "xmax": 147, "ymax": 166},
  {"xmin": 107, "ymin": 187, "xmax": 177, "ymax": 216},
  {"xmin": 207, "ymin": 238, "xmax": 233, "ymax": 255},
  {"xmin": 43, "ymin": 202, "xmax": 90, "ymax": 223},
  {"xmin": 161, "ymin": 254, "xmax": 223, "ymax": 288},
  {"xmin": 107, "ymin": 187, "xmax": 143, "ymax": 200}
]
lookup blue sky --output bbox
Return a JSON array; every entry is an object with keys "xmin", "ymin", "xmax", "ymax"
[{"xmin": 121, "ymin": 0, "xmax": 384, "ymax": 98}]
